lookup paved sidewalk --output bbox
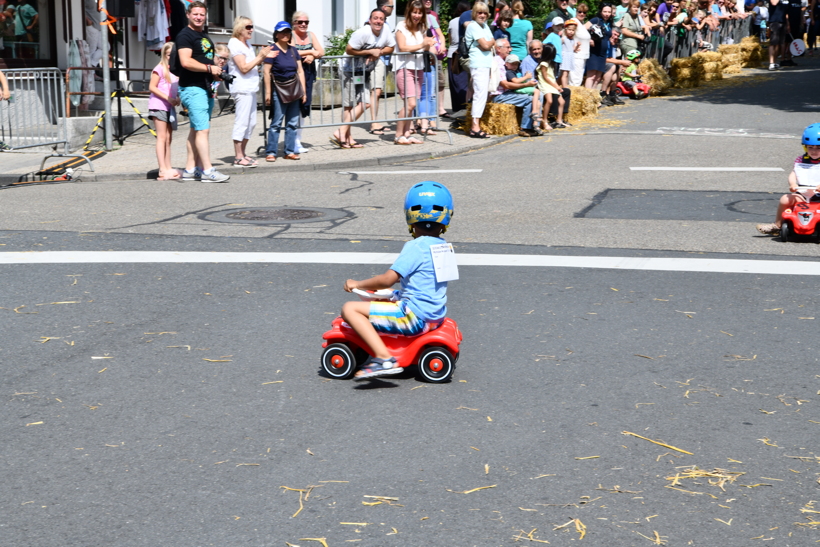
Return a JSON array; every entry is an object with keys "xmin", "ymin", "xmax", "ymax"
[{"xmin": 0, "ymin": 106, "xmax": 516, "ymax": 183}]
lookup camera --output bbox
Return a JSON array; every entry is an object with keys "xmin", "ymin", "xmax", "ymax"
[{"xmin": 220, "ymin": 69, "xmax": 235, "ymax": 85}]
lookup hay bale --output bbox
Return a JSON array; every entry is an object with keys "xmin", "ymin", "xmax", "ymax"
[
  {"xmin": 670, "ymin": 57, "xmax": 698, "ymax": 69},
  {"xmin": 722, "ymin": 65, "xmax": 743, "ymax": 74},
  {"xmin": 693, "ymin": 51, "xmax": 722, "ymax": 63},
  {"xmin": 718, "ymin": 44, "xmax": 740, "ymax": 55},
  {"xmin": 670, "ymin": 67, "xmax": 700, "ymax": 80},
  {"xmin": 639, "ymin": 58, "xmax": 672, "ymax": 95},
  {"xmin": 740, "ymin": 36, "xmax": 761, "ymax": 46},
  {"xmin": 465, "ymin": 101, "xmax": 519, "ymax": 135},
  {"xmin": 702, "ymin": 72, "xmax": 723, "ymax": 81},
  {"xmin": 566, "ymin": 85, "xmax": 600, "ymax": 123},
  {"xmin": 721, "ymin": 53, "xmax": 742, "ymax": 68},
  {"xmin": 701, "ymin": 61, "xmax": 722, "ymax": 73}
]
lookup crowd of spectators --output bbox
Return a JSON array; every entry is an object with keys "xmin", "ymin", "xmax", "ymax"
[{"xmin": 148, "ymin": 0, "xmax": 800, "ymax": 179}]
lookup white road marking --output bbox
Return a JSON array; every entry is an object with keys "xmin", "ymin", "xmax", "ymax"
[
  {"xmin": 0, "ymin": 251, "xmax": 818, "ymax": 276},
  {"xmin": 337, "ymin": 169, "xmax": 483, "ymax": 175},
  {"xmin": 630, "ymin": 167, "xmax": 784, "ymax": 172}
]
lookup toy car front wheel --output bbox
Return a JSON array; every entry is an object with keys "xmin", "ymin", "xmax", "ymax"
[
  {"xmin": 780, "ymin": 221, "xmax": 791, "ymax": 242},
  {"xmin": 321, "ymin": 343, "xmax": 358, "ymax": 379},
  {"xmin": 417, "ymin": 346, "xmax": 456, "ymax": 383},
  {"xmin": 613, "ymin": 87, "xmax": 623, "ymax": 96}
]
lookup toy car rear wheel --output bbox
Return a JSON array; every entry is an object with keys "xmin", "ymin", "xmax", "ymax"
[
  {"xmin": 613, "ymin": 87, "xmax": 623, "ymax": 96},
  {"xmin": 321, "ymin": 343, "xmax": 358, "ymax": 379},
  {"xmin": 417, "ymin": 346, "xmax": 455, "ymax": 383},
  {"xmin": 780, "ymin": 221, "xmax": 791, "ymax": 242}
]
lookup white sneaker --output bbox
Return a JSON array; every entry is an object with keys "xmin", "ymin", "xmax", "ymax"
[
  {"xmin": 181, "ymin": 166, "xmax": 202, "ymax": 181},
  {"xmin": 200, "ymin": 168, "xmax": 230, "ymax": 183},
  {"xmin": 296, "ymin": 144, "xmax": 309, "ymax": 153}
]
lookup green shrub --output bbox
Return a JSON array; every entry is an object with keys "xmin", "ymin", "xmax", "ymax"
[{"xmin": 324, "ymin": 28, "xmax": 356, "ymax": 57}]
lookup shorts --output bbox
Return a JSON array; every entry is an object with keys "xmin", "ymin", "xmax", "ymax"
[
  {"xmin": 342, "ymin": 73, "xmax": 370, "ymax": 107},
  {"xmin": 369, "ymin": 300, "xmax": 440, "ymax": 337},
  {"xmin": 769, "ymin": 21, "xmax": 786, "ymax": 46},
  {"xmin": 148, "ymin": 108, "xmax": 178, "ymax": 131},
  {"xmin": 369, "ymin": 58, "xmax": 387, "ymax": 90},
  {"xmin": 396, "ymin": 68, "xmax": 423, "ymax": 98},
  {"xmin": 605, "ymin": 62, "xmax": 616, "ymax": 74},
  {"xmin": 179, "ymin": 86, "xmax": 214, "ymax": 131}
]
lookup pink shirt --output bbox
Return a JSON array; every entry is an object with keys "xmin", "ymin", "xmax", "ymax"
[{"xmin": 148, "ymin": 65, "xmax": 178, "ymax": 111}]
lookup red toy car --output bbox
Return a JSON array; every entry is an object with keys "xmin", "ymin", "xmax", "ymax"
[
  {"xmin": 321, "ymin": 291, "xmax": 462, "ymax": 382},
  {"xmin": 613, "ymin": 80, "xmax": 651, "ymax": 100},
  {"xmin": 780, "ymin": 192, "xmax": 820, "ymax": 242}
]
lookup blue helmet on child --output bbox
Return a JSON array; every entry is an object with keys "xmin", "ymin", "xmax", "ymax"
[
  {"xmin": 802, "ymin": 124, "xmax": 820, "ymax": 146},
  {"xmin": 404, "ymin": 181, "xmax": 454, "ymax": 232}
]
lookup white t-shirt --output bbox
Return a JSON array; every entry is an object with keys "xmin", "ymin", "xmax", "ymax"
[
  {"xmin": 393, "ymin": 21, "xmax": 425, "ymax": 71},
  {"xmin": 345, "ymin": 24, "xmax": 397, "ymax": 73},
  {"xmin": 575, "ymin": 23, "xmax": 591, "ymax": 59},
  {"xmin": 448, "ymin": 18, "xmax": 460, "ymax": 57},
  {"xmin": 227, "ymin": 37, "xmax": 260, "ymax": 94}
]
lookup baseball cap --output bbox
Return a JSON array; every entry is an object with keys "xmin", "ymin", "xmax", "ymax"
[
  {"xmin": 274, "ymin": 21, "xmax": 292, "ymax": 35},
  {"xmin": 564, "ymin": 18, "xmax": 579, "ymax": 26},
  {"xmin": 552, "ymin": 16, "xmax": 565, "ymax": 25},
  {"xmin": 505, "ymin": 54, "xmax": 521, "ymax": 63}
]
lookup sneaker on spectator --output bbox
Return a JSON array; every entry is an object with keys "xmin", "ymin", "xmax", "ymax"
[
  {"xmin": 756, "ymin": 223, "xmax": 780, "ymax": 235},
  {"xmin": 610, "ymin": 93, "xmax": 625, "ymax": 105},
  {"xmin": 181, "ymin": 167, "xmax": 202, "ymax": 181},
  {"xmin": 200, "ymin": 168, "xmax": 230, "ymax": 183},
  {"xmin": 768, "ymin": 63, "xmax": 780, "ymax": 71},
  {"xmin": 600, "ymin": 94, "xmax": 614, "ymax": 107},
  {"xmin": 518, "ymin": 129, "xmax": 533, "ymax": 137}
]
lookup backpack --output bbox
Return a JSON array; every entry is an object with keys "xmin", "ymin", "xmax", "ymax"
[
  {"xmin": 457, "ymin": 35, "xmax": 472, "ymax": 72},
  {"xmin": 169, "ymin": 43, "xmax": 183, "ymax": 77}
]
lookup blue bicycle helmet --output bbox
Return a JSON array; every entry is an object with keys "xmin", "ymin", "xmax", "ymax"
[
  {"xmin": 404, "ymin": 181, "xmax": 454, "ymax": 233},
  {"xmin": 802, "ymin": 124, "xmax": 820, "ymax": 146}
]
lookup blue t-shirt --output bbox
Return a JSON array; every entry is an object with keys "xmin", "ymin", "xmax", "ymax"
[
  {"xmin": 458, "ymin": 10, "xmax": 473, "ymax": 45},
  {"xmin": 390, "ymin": 236, "xmax": 448, "ymax": 322},
  {"xmin": 521, "ymin": 54, "xmax": 539, "ymax": 75},
  {"xmin": 544, "ymin": 32, "xmax": 563, "ymax": 63}
]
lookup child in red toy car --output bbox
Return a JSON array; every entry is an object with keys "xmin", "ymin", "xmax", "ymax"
[
  {"xmin": 341, "ymin": 181, "xmax": 456, "ymax": 381},
  {"xmin": 757, "ymin": 123, "xmax": 820, "ymax": 235}
]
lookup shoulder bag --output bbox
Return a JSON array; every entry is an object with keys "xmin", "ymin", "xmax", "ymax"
[{"xmin": 272, "ymin": 47, "xmax": 304, "ymax": 104}]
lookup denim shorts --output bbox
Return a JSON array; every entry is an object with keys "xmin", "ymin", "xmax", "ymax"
[
  {"xmin": 369, "ymin": 300, "xmax": 440, "ymax": 337},
  {"xmin": 179, "ymin": 86, "xmax": 214, "ymax": 131}
]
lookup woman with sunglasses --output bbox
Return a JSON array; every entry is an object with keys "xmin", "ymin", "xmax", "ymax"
[
  {"xmin": 227, "ymin": 16, "xmax": 271, "ymax": 167},
  {"xmin": 291, "ymin": 11, "xmax": 324, "ymax": 153},
  {"xmin": 585, "ymin": 4, "xmax": 613, "ymax": 92},
  {"xmin": 263, "ymin": 21, "xmax": 307, "ymax": 161},
  {"xmin": 570, "ymin": 3, "xmax": 592, "ymax": 86}
]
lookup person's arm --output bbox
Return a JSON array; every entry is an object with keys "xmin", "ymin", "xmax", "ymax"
[
  {"xmin": 263, "ymin": 62, "xmax": 272, "ymax": 105},
  {"xmin": 526, "ymin": 28, "xmax": 533, "ymax": 44},
  {"xmin": 476, "ymin": 27, "xmax": 495, "ymax": 50},
  {"xmin": 344, "ymin": 270, "xmax": 401, "ymax": 292},
  {"xmin": 296, "ymin": 54, "xmax": 307, "ymax": 103},
  {"xmin": 179, "ymin": 48, "xmax": 222, "ymax": 78},
  {"xmin": 788, "ymin": 169, "xmax": 799, "ymax": 192},
  {"xmin": 27, "ymin": 13, "xmax": 38, "ymax": 31},
  {"xmin": 148, "ymin": 70, "xmax": 171, "ymax": 102},
  {"xmin": 394, "ymin": 29, "xmax": 435, "ymax": 53},
  {"xmin": 232, "ymin": 44, "xmax": 272, "ymax": 74},
  {"xmin": 0, "ymin": 70, "xmax": 9, "ymax": 100},
  {"xmin": 433, "ymin": 25, "xmax": 446, "ymax": 56},
  {"xmin": 307, "ymin": 31, "xmax": 325, "ymax": 60}
]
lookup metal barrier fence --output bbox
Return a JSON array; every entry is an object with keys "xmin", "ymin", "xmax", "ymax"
[
  {"xmin": 0, "ymin": 68, "xmax": 93, "ymax": 171},
  {"xmin": 263, "ymin": 52, "xmax": 452, "ymax": 146},
  {"xmin": 643, "ymin": 16, "xmax": 754, "ymax": 68}
]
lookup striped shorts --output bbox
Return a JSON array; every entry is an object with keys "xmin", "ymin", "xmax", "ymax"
[{"xmin": 369, "ymin": 300, "xmax": 438, "ymax": 336}]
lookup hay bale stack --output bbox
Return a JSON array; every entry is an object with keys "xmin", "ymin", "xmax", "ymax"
[
  {"xmin": 670, "ymin": 55, "xmax": 703, "ymax": 88},
  {"xmin": 566, "ymin": 85, "xmax": 600, "ymax": 122},
  {"xmin": 701, "ymin": 61, "xmax": 721, "ymax": 73},
  {"xmin": 718, "ymin": 44, "xmax": 741, "ymax": 55},
  {"xmin": 722, "ymin": 65, "xmax": 742, "ymax": 74},
  {"xmin": 702, "ymin": 72, "xmax": 723, "ymax": 81},
  {"xmin": 466, "ymin": 101, "xmax": 519, "ymax": 136},
  {"xmin": 722, "ymin": 53, "xmax": 742, "ymax": 67},
  {"xmin": 693, "ymin": 51, "xmax": 722, "ymax": 63},
  {"xmin": 639, "ymin": 58, "xmax": 672, "ymax": 95},
  {"xmin": 739, "ymin": 36, "xmax": 763, "ymax": 67}
]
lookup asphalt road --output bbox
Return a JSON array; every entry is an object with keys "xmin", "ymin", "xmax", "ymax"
[{"xmin": 2, "ymin": 63, "xmax": 820, "ymax": 546}]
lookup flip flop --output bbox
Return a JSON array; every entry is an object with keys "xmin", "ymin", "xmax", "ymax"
[
  {"xmin": 347, "ymin": 141, "xmax": 364, "ymax": 148},
  {"xmin": 329, "ymin": 136, "xmax": 346, "ymax": 148},
  {"xmin": 368, "ymin": 127, "xmax": 386, "ymax": 135}
]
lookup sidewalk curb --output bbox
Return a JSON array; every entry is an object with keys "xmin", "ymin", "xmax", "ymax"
[{"xmin": 76, "ymin": 134, "xmax": 518, "ymax": 182}]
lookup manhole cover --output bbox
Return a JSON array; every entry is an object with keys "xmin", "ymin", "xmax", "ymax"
[{"xmin": 202, "ymin": 207, "xmax": 349, "ymax": 225}]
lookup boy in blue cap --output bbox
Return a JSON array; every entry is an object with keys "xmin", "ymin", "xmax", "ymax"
[{"xmin": 342, "ymin": 182, "xmax": 455, "ymax": 380}]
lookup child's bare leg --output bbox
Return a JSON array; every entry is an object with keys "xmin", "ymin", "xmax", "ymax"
[
  {"xmin": 556, "ymin": 95, "xmax": 565, "ymax": 123},
  {"xmin": 543, "ymin": 94, "xmax": 552, "ymax": 130},
  {"xmin": 341, "ymin": 301, "xmax": 393, "ymax": 359},
  {"xmin": 531, "ymin": 89, "xmax": 541, "ymax": 117},
  {"xmin": 774, "ymin": 194, "xmax": 803, "ymax": 226}
]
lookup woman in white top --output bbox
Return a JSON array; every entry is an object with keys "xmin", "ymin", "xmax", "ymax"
[
  {"xmin": 464, "ymin": 2, "xmax": 495, "ymax": 138},
  {"xmin": 227, "ymin": 16, "xmax": 271, "ymax": 166},
  {"xmin": 570, "ymin": 3, "xmax": 592, "ymax": 86},
  {"xmin": 393, "ymin": 0, "xmax": 435, "ymax": 144},
  {"xmin": 291, "ymin": 11, "xmax": 324, "ymax": 153}
]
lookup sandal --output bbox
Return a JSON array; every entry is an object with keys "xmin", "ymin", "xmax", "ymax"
[
  {"xmin": 353, "ymin": 356, "xmax": 401, "ymax": 381},
  {"xmin": 469, "ymin": 129, "xmax": 491, "ymax": 139},
  {"xmin": 233, "ymin": 157, "xmax": 254, "ymax": 167},
  {"xmin": 394, "ymin": 136, "xmax": 412, "ymax": 145},
  {"xmin": 347, "ymin": 141, "xmax": 364, "ymax": 148},
  {"xmin": 407, "ymin": 137, "xmax": 424, "ymax": 144},
  {"xmin": 368, "ymin": 127, "xmax": 387, "ymax": 135},
  {"xmin": 243, "ymin": 156, "xmax": 259, "ymax": 166},
  {"xmin": 419, "ymin": 127, "xmax": 438, "ymax": 136},
  {"xmin": 329, "ymin": 136, "xmax": 346, "ymax": 148}
]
